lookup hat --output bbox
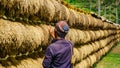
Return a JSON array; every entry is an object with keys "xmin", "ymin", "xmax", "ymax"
[{"xmin": 55, "ymin": 21, "xmax": 69, "ymax": 38}]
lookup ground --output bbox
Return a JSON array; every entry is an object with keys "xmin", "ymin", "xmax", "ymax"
[{"xmin": 94, "ymin": 42, "xmax": 120, "ymax": 68}]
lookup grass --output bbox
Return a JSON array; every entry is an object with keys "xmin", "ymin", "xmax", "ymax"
[{"xmin": 94, "ymin": 42, "xmax": 120, "ymax": 68}]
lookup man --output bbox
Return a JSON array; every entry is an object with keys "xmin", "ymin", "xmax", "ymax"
[{"xmin": 42, "ymin": 21, "xmax": 73, "ymax": 68}]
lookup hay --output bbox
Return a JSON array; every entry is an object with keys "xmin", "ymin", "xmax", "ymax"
[
  {"xmin": 94, "ymin": 31, "xmax": 101, "ymax": 39},
  {"xmin": 66, "ymin": 29, "xmax": 76, "ymax": 44},
  {"xmin": 104, "ymin": 30, "xmax": 108, "ymax": 37},
  {"xmin": 0, "ymin": 18, "xmax": 119, "ymax": 57},
  {"xmin": 72, "ymin": 48, "xmax": 80, "ymax": 64},
  {"xmin": 68, "ymin": 9, "xmax": 76, "ymax": 26},
  {"xmin": 74, "ymin": 40, "xmax": 118, "ymax": 68},
  {"xmin": 89, "ymin": 31, "xmax": 96, "ymax": 41},
  {"xmin": 67, "ymin": 29, "xmax": 119, "ymax": 45},
  {"xmin": 74, "ymin": 13, "xmax": 81, "ymax": 26},
  {"xmin": 0, "ymin": 0, "xmax": 119, "ymax": 29},
  {"xmin": 51, "ymin": 0, "xmax": 62, "ymax": 22},
  {"xmin": 79, "ymin": 13, "xmax": 86, "ymax": 27},
  {"xmin": 2, "ymin": 58, "xmax": 44, "ymax": 68},
  {"xmin": 99, "ymin": 30, "xmax": 105, "ymax": 38},
  {"xmin": 96, "ymin": 19, "xmax": 103, "ymax": 28},
  {"xmin": 40, "ymin": 25, "xmax": 51, "ymax": 46},
  {"xmin": 60, "ymin": 4, "xmax": 70, "ymax": 21},
  {"xmin": 73, "ymin": 34, "xmax": 119, "ymax": 63},
  {"xmin": 77, "ymin": 30, "xmax": 86, "ymax": 43},
  {"xmin": 87, "ymin": 15, "xmax": 93, "ymax": 27},
  {"xmin": 83, "ymin": 31, "xmax": 91, "ymax": 43},
  {"xmin": 82, "ymin": 14, "xmax": 89, "ymax": 27},
  {"xmin": 18, "ymin": 0, "xmax": 41, "ymax": 14},
  {"xmin": 40, "ymin": 0, "xmax": 55, "ymax": 21},
  {"xmin": 0, "ymin": 19, "xmax": 45, "ymax": 57},
  {"xmin": 56, "ymin": 0, "xmax": 62, "ymax": 3}
]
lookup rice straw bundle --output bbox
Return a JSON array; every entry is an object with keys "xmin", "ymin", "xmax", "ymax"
[
  {"xmin": 73, "ymin": 48, "xmax": 81, "ymax": 64},
  {"xmin": 0, "ymin": 18, "xmax": 119, "ymax": 57},
  {"xmin": 75, "ymin": 30, "xmax": 82, "ymax": 44},
  {"xmin": 77, "ymin": 30, "xmax": 86, "ymax": 43},
  {"xmin": 40, "ymin": 0, "xmax": 55, "ymax": 21},
  {"xmin": 86, "ymin": 44, "xmax": 93, "ymax": 55},
  {"xmin": 83, "ymin": 31, "xmax": 91, "ymax": 43},
  {"xmin": 92, "ymin": 42, "xmax": 100, "ymax": 52},
  {"xmin": 0, "ymin": 0, "xmax": 15, "ymax": 18},
  {"xmin": 0, "ymin": 19, "xmax": 46, "ymax": 57},
  {"xmin": 56, "ymin": 0, "xmax": 62, "ymax": 3},
  {"xmin": 80, "ymin": 45, "xmax": 88, "ymax": 58},
  {"xmin": 98, "ymin": 39, "xmax": 108, "ymax": 48},
  {"xmin": 73, "ymin": 11, "xmax": 79, "ymax": 27},
  {"xmin": 96, "ymin": 19, "xmax": 103, "ymax": 28},
  {"xmin": 91, "ymin": 16, "xmax": 96, "ymax": 27},
  {"xmin": 0, "ymin": 19, "xmax": 25, "ymax": 57},
  {"xmin": 74, "ymin": 40, "xmax": 118, "ymax": 68},
  {"xmin": 79, "ymin": 13, "xmax": 86, "ymax": 27},
  {"xmin": 22, "ymin": 25, "xmax": 44, "ymax": 52},
  {"xmin": 99, "ymin": 30, "xmax": 105, "ymax": 38},
  {"xmin": 50, "ymin": 0, "xmax": 61, "ymax": 22},
  {"xmin": 76, "ymin": 44, "xmax": 90, "ymax": 61},
  {"xmin": 87, "ymin": 15, "xmax": 93, "ymax": 28},
  {"xmin": 75, "ymin": 60, "xmax": 88, "ymax": 68},
  {"xmin": 94, "ymin": 31, "xmax": 101, "ymax": 39},
  {"xmin": 82, "ymin": 14, "xmax": 89, "ymax": 27},
  {"xmin": 85, "ymin": 57, "xmax": 91, "ymax": 68},
  {"xmin": 104, "ymin": 30, "xmax": 108, "ymax": 37},
  {"xmin": 67, "ymin": 29, "xmax": 118, "ymax": 45},
  {"xmin": 77, "ymin": 47, "xmax": 84, "ymax": 61},
  {"xmin": 94, "ymin": 52, "xmax": 100, "ymax": 61},
  {"xmin": 89, "ymin": 55, "xmax": 97, "ymax": 66},
  {"xmin": 40, "ymin": 25, "xmax": 51, "ymax": 46},
  {"xmin": 60, "ymin": 4, "xmax": 70, "ymax": 21},
  {"xmin": 68, "ymin": 9, "xmax": 76, "ymax": 26},
  {"xmin": 0, "ymin": 0, "xmax": 119, "ymax": 30},
  {"xmin": 75, "ymin": 13, "xmax": 81, "ymax": 27},
  {"xmin": 117, "ymin": 30, "xmax": 120, "ymax": 34},
  {"xmin": 73, "ymin": 34, "xmax": 119, "ymax": 63},
  {"xmin": 103, "ymin": 22, "xmax": 109, "ymax": 29},
  {"xmin": 70, "ymin": 29, "xmax": 77, "ymax": 44},
  {"xmin": 73, "ymin": 30, "xmax": 80, "ymax": 44},
  {"xmin": 88, "ymin": 44, "xmax": 94, "ymax": 54},
  {"xmin": 0, "ymin": 58, "xmax": 44, "ymax": 68},
  {"xmin": 92, "ymin": 17, "xmax": 99, "ymax": 28},
  {"xmin": 85, "ymin": 44, "xmax": 93, "ymax": 56},
  {"xmin": 0, "ymin": 8, "xmax": 5, "ymax": 18},
  {"xmin": 66, "ymin": 29, "xmax": 76, "ymax": 44},
  {"xmin": 18, "ymin": 0, "xmax": 41, "ymax": 14},
  {"xmin": 89, "ymin": 31, "xmax": 96, "ymax": 41}
]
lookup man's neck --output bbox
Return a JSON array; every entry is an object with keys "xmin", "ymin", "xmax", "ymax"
[{"xmin": 56, "ymin": 36, "xmax": 64, "ymax": 40}]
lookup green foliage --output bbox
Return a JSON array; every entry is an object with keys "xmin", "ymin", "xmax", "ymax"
[{"xmin": 65, "ymin": 0, "xmax": 120, "ymax": 23}]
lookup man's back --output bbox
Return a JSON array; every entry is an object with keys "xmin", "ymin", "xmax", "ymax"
[{"xmin": 42, "ymin": 39, "xmax": 73, "ymax": 68}]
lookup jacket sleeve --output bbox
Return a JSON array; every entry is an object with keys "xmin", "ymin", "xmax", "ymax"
[{"xmin": 42, "ymin": 46, "xmax": 54, "ymax": 68}]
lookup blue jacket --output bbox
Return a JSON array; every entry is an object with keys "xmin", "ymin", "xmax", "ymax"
[{"xmin": 42, "ymin": 39, "xmax": 73, "ymax": 68}]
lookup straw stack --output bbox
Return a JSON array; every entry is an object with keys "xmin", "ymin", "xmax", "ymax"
[
  {"xmin": 0, "ymin": 0, "xmax": 119, "ymax": 30},
  {"xmin": 71, "ymin": 34, "xmax": 120, "ymax": 64},
  {"xmin": 0, "ymin": 18, "xmax": 120, "ymax": 58},
  {"xmin": 0, "ymin": 0, "xmax": 120, "ymax": 68},
  {"xmin": 74, "ymin": 38, "xmax": 120, "ymax": 68}
]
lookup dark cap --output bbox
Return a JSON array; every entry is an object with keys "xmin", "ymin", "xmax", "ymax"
[{"xmin": 55, "ymin": 21, "xmax": 69, "ymax": 38}]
